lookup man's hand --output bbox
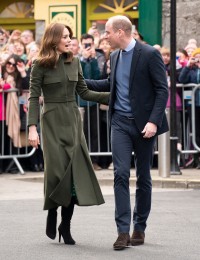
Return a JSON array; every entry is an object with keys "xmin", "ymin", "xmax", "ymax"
[{"xmin": 142, "ymin": 122, "xmax": 157, "ymax": 138}]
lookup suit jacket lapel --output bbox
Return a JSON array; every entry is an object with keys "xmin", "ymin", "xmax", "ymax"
[
  {"xmin": 129, "ymin": 40, "xmax": 142, "ymax": 87},
  {"xmin": 111, "ymin": 50, "xmax": 120, "ymax": 91}
]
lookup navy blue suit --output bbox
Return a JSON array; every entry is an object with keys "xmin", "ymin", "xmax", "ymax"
[{"xmin": 86, "ymin": 40, "xmax": 169, "ymax": 233}]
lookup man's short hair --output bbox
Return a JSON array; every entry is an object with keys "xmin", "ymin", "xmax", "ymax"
[
  {"xmin": 108, "ymin": 15, "xmax": 132, "ymax": 36},
  {"xmin": 80, "ymin": 33, "xmax": 94, "ymax": 43}
]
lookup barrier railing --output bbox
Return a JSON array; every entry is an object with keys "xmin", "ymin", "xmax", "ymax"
[
  {"xmin": 78, "ymin": 84, "xmax": 200, "ymax": 167},
  {"xmin": 1, "ymin": 84, "xmax": 199, "ymax": 174},
  {"xmin": 0, "ymin": 88, "xmax": 35, "ymax": 174}
]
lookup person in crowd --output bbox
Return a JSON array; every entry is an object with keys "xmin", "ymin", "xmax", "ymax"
[
  {"xmin": 153, "ymin": 44, "xmax": 161, "ymax": 51},
  {"xmin": 160, "ymin": 47, "xmax": 171, "ymax": 75},
  {"xmin": 86, "ymin": 15, "xmax": 168, "ymax": 250},
  {"xmin": 184, "ymin": 39, "xmax": 197, "ymax": 58},
  {"xmin": 28, "ymin": 23, "xmax": 109, "ymax": 244},
  {"xmin": 13, "ymin": 39, "xmax": 27, "ymax": 62},
  {"xmin": 20, "ymin": 30, "xmax": 35, "ymax": 57},
  {"xmin": 88, "ymin": 21, "xmax": 101, "ymax": 48},
  {"xmin": 0, "ymin": 55, "xmax": 28, "ymax": 172},
  {"xmin": 132, "ymin": 27, "xmax": 146, "ymax": 43},
  {"xmin": 16, "ymin": 41, "xmax": 44, "ymax": 172},
  {"xmin": 176, "ymin": 48, "xmax": 189, "ymax": 68},
  {"xmin": 68, "ymin": 36, "xmax": 80, "ymax": 57},
  {"xmin": 96, "ymin": 37, "xmax": 113, "ymax": 169},
  {"xmin": 1, "ymin": 54, "xmax": 27, "ymax": 94},
  {"xmin": 160, "ymin": 47, "xmax": 183, "ymax": 153},
  {"xmin": 24, "ymin": 42, "xmax": 40, "ymax": 72},
  {"xmin": 78, "ymin": 33, "xmax": 102, "ymax": 170},
  {"xmin": 8, "ymin": 29, "xmax": 21, "ymax": 43},
  {"xmin": 179, "ymin": 48, "xmax": 200, "ymax": 169},
  {"xmin": 0, "ymin": 28, "xmax": 8, "ymax": 50},
  {"xmin": 20, "ymin": 30, "xmax": 34, "ymax": 47},
  {"xmin": 0, "ymin": 74, "xmax": 11, "ymax": 173}
]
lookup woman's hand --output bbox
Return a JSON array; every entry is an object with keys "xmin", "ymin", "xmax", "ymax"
[
  {"xmin": 28, "ymin": 125, "xmax": 40, "ymax": 148},
  {"xmin": 17, "ymin": 61, "xmax": 27, "ymax": 77}
]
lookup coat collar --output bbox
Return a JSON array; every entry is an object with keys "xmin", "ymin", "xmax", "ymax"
[
  {"xmin": 111, "ymin": 40, "xmax": 142, "ymax": 85},
  {"xmin": 129, "ymin": 40, "xmax": 142, "ymax": 85}
]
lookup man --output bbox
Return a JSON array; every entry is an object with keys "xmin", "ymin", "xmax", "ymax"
[
  {"xmin": 20, "ymin": 30, "xmax": 34, "ymax": 46},
  {"xmin": 86, "ymin": 15, "xmax": 169, "ymax": 250},
  {"xmin": 68, "ymin": 36, "xmax": 80, "ymax": 57}
]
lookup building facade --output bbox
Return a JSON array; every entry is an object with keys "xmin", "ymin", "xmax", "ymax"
[{"xmin": 0, "ymin": 0, "xmax": 199, "ymax": 47}]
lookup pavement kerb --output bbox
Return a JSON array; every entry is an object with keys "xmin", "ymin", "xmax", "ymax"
[{"xmin": 7, "ymin": 169, "xmax": 200, "ymax": 189}]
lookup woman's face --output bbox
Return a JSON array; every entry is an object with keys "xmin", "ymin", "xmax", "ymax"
[
  {"xmin": 162, "ymin": 53, "xmax": 170, "ymax": 65},
  {"xmin": 99, "ymin": 39, "xmax": 111, "ymax": 54},
  {"xmin": 13, "ymin": 42, "xmax": 25, "ymax": 56},
  {"xmin": 57, "ymin": 27, "xmax": 71, "ymax": 54},
  {"xmin": 176, "ymin": 51, "xmax": 187, "ymax": 61},
  {"xmin": 6, "ymin": 57, "xmax": 16, "ymax": 73}
]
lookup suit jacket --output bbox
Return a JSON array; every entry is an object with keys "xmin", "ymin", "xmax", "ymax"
[{"xmin": 86, "ymin": 40, "xmax": 169, "ymax": 135}]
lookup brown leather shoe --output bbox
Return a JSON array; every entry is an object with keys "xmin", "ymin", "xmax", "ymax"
[
  {"xmin": 130, "ymin": 231, "xmax": 145, "ymax": 246},
  {"xmin": 113, "ymin": 233, "xmax": 130, "ymax": 250}
]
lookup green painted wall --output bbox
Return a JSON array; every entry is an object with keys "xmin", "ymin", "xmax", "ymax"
[
  {"xmin": 138, "ymin": 0, "xmax": 162, "ymax": 45},
  {"xmin": 81, "ymin": 0, "xmax": 86, "ymax": 34}
]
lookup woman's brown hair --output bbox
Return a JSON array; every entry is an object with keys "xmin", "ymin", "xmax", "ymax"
[
  {"xmin": 37, "ymin": 23, "xmax": 73, "ymax": 68},
  {"xmin": 2, "ymin": 54, "xmax": 24, "ymax": 93}
]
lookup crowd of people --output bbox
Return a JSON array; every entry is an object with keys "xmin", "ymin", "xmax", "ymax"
[{"xmin": 0, "ymin": 22, "xmax": 200, "ymax": 173}]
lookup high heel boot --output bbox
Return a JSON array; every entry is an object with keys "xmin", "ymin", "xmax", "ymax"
[
  {"xmin": 58, "ymin": 198, "xmax": 76, "ymax": 245},
  {"xmin": 46, "ymin": 208, "xmax": 57, "ymax": 240}
]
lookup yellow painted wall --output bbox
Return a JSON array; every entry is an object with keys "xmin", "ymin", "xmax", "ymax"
[{"xmin": 34, "ymin": 0, "xmax": 81, "ymax": 38}]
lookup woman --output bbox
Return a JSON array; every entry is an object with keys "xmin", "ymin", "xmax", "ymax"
[
  {"xmin": 13, "ymin": 39, "xmax": 27, "ymax": 62},
  {"xmin": 0, "ymin": 76, "xmax": 11, "ymax": 173},
  {"xmin": 1, "ymin": 53, "xmax": 27, "ymax": 92},
  {"xmin": 1, "ymin": 54, "xmax": 27, "ymax": 151},
  {"xmin": 28, "ymin": 23, "xmax": 109, "ymax": 244}
]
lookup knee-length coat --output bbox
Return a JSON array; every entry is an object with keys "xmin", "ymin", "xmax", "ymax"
[{"xmin": 28, "ymin": 54, "xmax": 109, "ymax": 210}]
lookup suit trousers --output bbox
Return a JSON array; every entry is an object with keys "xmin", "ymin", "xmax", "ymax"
[{"xmin": 111, "ymin": 113, "xmax": 156, "ymax": 233}]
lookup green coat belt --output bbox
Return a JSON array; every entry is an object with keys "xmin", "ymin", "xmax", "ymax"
[{"xmin": 28, "ymin": 55, "xmax": 110, "ymax": 210}]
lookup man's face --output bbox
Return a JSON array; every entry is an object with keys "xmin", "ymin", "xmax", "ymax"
[
  {"xmin": 81, "ymin": 38, "xmax": 94, "ymax": 49},
  {"xmin": 104, "ymin": 22, "xmax": 120, "ymax": 49},
  {"xmin": 21, "ymin": 31, "xmax": 33, "ymax": 45},
  {"xmin": 69, "ymin": 39, "xmax": 80, "ymax": 56}
]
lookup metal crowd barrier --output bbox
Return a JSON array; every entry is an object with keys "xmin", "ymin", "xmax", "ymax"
[
  {"xmin": 177, "ymin": 83, "xmax": 200, "ymax": 154},
  {"xmin": 1, "ymin": 84, "xmax": 199, "ymax": 174},
  {"xmin": 0, "ymin": 88, "xmax": 35, "ymax": 174},
  {"xmin": 78, "ymin": 84, "xmax": 200, "ymax": 165}
]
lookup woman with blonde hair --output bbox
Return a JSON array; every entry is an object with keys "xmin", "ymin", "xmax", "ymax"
[{"xmin": 28, "ymin": 23, "xmax": 109, "ymax": 244}]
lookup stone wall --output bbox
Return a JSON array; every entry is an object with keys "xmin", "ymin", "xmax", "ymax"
[{"xmin": 162, "ymin": 0, "xmax": 200, "ymax": 49}]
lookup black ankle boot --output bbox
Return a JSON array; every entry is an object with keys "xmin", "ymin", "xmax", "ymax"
[
  {"xmin": 58, "ymin": 198, "xmax": 76, "ymax": 244},
  {"xmin": 58, "ymin": 222, "xmax": 75, "ymax": 245},
  {"xmin": 46, "ymin": 208, "xmax": 57, "ymax": 240}
]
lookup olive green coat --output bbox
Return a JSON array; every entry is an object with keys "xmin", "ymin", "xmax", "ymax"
[{"xmin": 28, "ymin": 55, "xmax": 109, "ymax": 210}]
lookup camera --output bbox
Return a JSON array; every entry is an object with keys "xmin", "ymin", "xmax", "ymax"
[{"xmin": 84, "ymin": 43, "xmax": 91, "ymax": 49}]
